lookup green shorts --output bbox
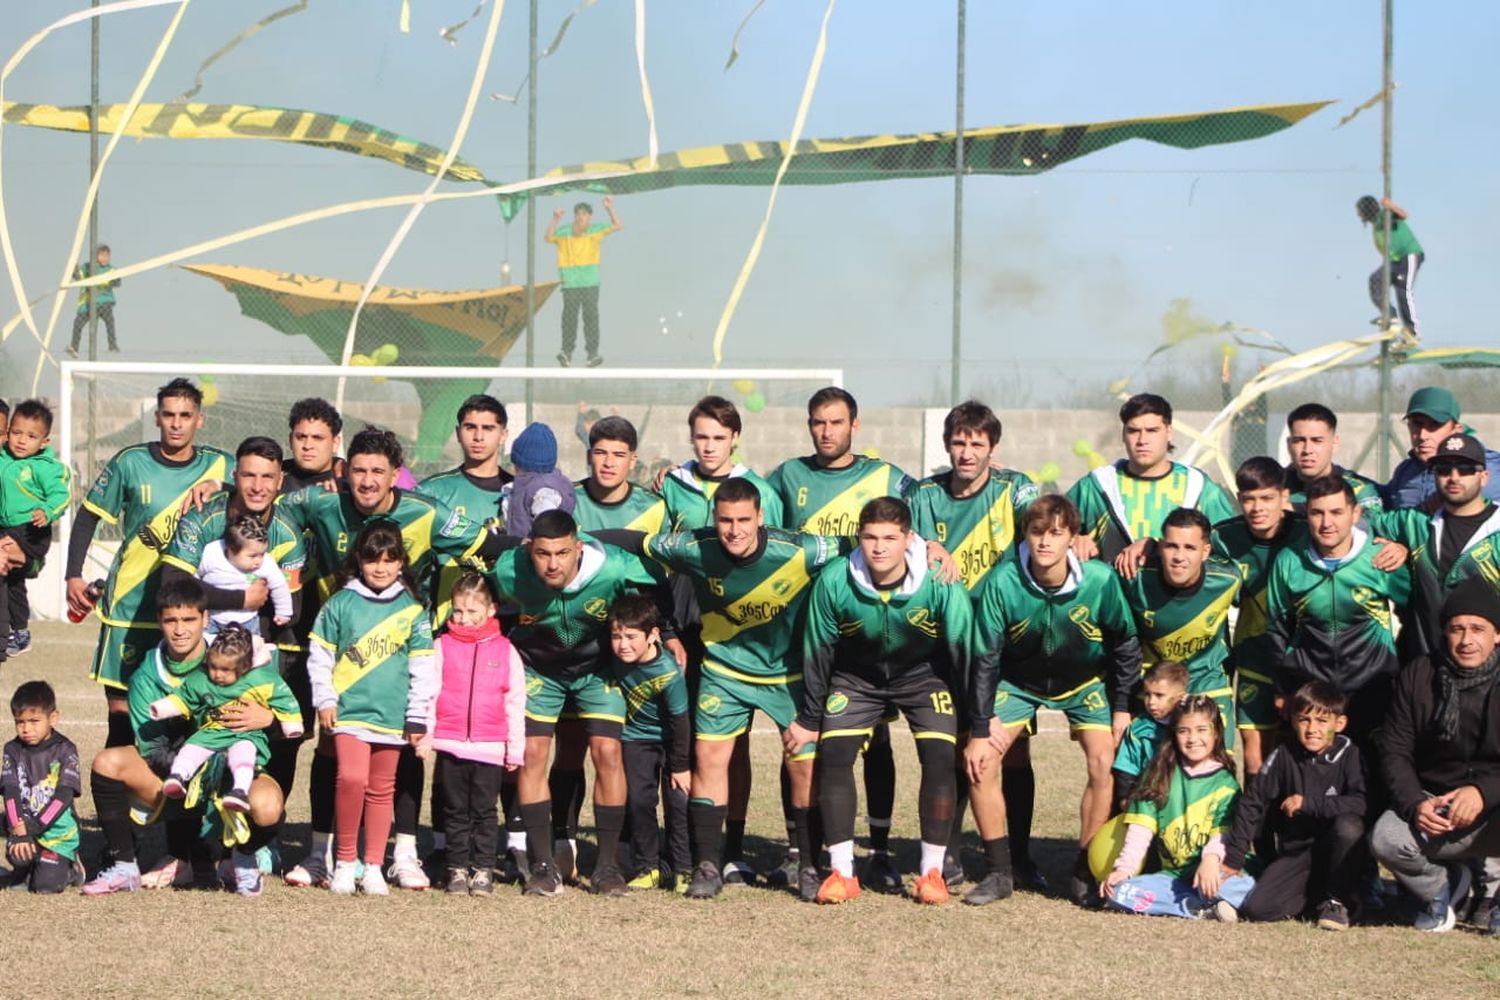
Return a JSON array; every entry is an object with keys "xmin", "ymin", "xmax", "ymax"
[
  {"xmin": 695, "ymin": 665, "xmax": 815, "ymax": 760},
  {"xmin": 89, "ymin": 623, "xmax": 161, "ymax": 691},
  {"xmin": 1234, "ymin": 667, "xmax": 1279, "ymax": 731},
  {"xmin": 994, "ymin": 676, "xmax": 1111, "ymax": 732},
  {"xmin": 524, "ymin": 667, "xmax": 625, "ymax": 739}
]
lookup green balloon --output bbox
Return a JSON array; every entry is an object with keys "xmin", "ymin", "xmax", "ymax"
[
  {"xmin": 1072, "ymin": 439, "xmax": 1093, "ymax": 457},
  {"xmin": 1037, "ymin": 462, "xmax": 1062, "ymax": 483},
  {"xmin": 745, "ymin": 391, "xmax": 766, "ymax": 413}
]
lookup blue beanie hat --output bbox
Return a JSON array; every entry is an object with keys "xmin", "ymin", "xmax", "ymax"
[{"xmin": 511, "ymin": 422, "xmax": 558, "ymax": 473}]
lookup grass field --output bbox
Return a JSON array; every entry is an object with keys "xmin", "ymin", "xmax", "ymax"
[{"xmin": 1, "ymin": 620, "xmax": 1497, "ymax": 999}]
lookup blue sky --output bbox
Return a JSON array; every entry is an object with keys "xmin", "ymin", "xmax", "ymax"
[{"xmin": 2, "ymin": 0, "xmax": 1494, "ymax": 407}]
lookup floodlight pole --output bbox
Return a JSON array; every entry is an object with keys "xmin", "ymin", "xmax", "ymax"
[
  {"xmin": 86, "ymin": 0, "xmax": 100, "ymax": 481},
  {"xmin": 949, "ymin": 0, "xmax": 966, "ymax": 406},
  {"xmin": 524, "ymin": 0, "xmax": 538, "ymax": 424},
  {"xmin": 1376, "ymin": 0, "xmax": 1394, "ymax": 478}
]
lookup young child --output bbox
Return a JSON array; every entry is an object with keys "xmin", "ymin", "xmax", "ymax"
[
  {"xmin": 0, "ymin": 399, "xmax": 72, "ymax": 661},
  {"xmin": 608, "ymin": 594, "xmax": 691, "ymax": 891},
  {"xmin": 1111, "ymin": 660, "xmax": 1189, "ymax": 813},
  {"xmin": 307, "ymin": 521, "xmax": 437, "ymax": 896},
  {"xmin": 148, "ymin": 624, "xmax": 304, "ymax": 811},
  {"xmin": 417, "ymin": 572, "xmax": 524, "ymax": 896},
  {"xmin": 195, "ymin": 514, "xmax": 293, "ymax": 638},
  {"xmin": 1222, "ymin": 681, "xmax": 1366, "ymax": 930},
  {"xmin": 68, "ymin": 243, "xmax": 122, "ymax": 356},
  {"xmin": 2, "ymin": 681, "xmax": 82, "ymax": 893},
  {"xmin": 1102, "ymin": 694, "xmax": 1256, "ymax": 920},
  {"xmin": 503, "ymin": 422, "xmax": 575, "ymax": 537}
]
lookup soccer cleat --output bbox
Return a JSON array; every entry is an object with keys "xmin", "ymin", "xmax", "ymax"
[
  {"xmin": 423, "ymin": 847, "xmax": 448, "ymax": 882},
  {"xmin": 862, "ymin": 852, "xmax": 902, "ymax": 895},
  {"xmin": 1013, "ymin": 858, "xmax": 1050, "ymax": 893},
  {"xmin": 284, "ymin": 855, "xmax": 331, "ymax": 889},
  {"xmin": 797, "ymin": 865, "xmax": 822, "ymax": 903},
  {"xmin": 1415, "ymin": 864, "xmax": 1470, "ymax": 933},
  {"xmin": 329, "ymin": 862, "xmax": 358, "ymax": 896},
  {"xmin": 360, "ymin": 866, "xmax": 390, "ymax": 896},
  {"xmin": 161, "ymin": 776, "xmax": 189, "ymax": 800},
  {"xmin": 963, "ymin": 870, "xmax": 1015, "ymax": 907},
  {"xmin": 673, "ymin": 870, "xmax": 692, "ymax": 895},
  {"xmin": 721, "ymin": 859, "xmax": 755, "ymax": 885},
  {"xmin": 81, "ymin": 862, "xmax": 142, "ymax": 896},
  {"xmin": 553, "ymin": 838, "xmax": 579, "ymax": 883},
  {"xmin": 1212, "ymin": 899, "xmax": 1240, "ymax": 923},
  {"xmin": 231, "ymin": 851, "xmax": 263, "ymax": 897},
  {"xmin": 685, "ymin": 861, "xmax": 723, "ymax": 900},
  {"xmin": 556, "ymin": 352, "xmax": 572, "ymax": 367},
  {"xmin": 586, "ymin": 354, "xmax": 604, "ymax": 368},
  {"xmin": 386, "ymin": 856, "xmax": 430, "ymax": 891},
  {"xmin": 523, "ymin": 860, "xmax": 565, "ymax": 898},
  {"xmin": 628, "ymin": 868, "xmax": 662, "ymax": 890},
  {"xmin": 942, "ymin": 853, "xmax": 965, "ymax": 889},
  {"xmin": 6, "ymin": 629, "xmax": 31, "ymax": 657},
  {"xmin": 469, "ymin": 868, "xmax": 494, "ymax": 896},
  {"xmin": 255, "ymin": 844, "xmax": 279, "ymax": 875},
  {"xmin": 140, "ymin": 857, "xmax": 194, "ymax": 890},
  {"xmin": 815, "ymin": 870, "xmax": 861, "ymax": 905},
  {"xmin": 1316, "ymin": 898, "xmax": 1350, "ymax": 931},
  {"xmin": 764, "ymin": 854, "xmax": 799, "ymax": 889},
  {"xmin": 912, "ymin": 867, "xmax": 950, "ymax": 905},
  {"xmin": 446, "ymin": 868, "xmax": 470, "ymax": 895},
  {"xmin": 221, "ymin": 786, "xmax": 251, "ymax": 813},
  {"xmin": 499, "ymin": 847, "xmax": 529, "ymax": 885},
  {"xmin": 592, "ymin": 866, "xmax": 628, "ymax": 898}
]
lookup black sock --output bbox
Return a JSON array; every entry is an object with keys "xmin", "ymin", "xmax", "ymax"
[
  {"xmin": 244, "ymin": 817, "xmax": 281, "ymax": 853},
  {"xmin": 791, "ymin": 807, "xmax": 817, "ymax": 869},
  {"xmin": 521, "ymin": 801, "xmax": 554, "ymax": 866},
  {"xmin": 982, "ymin": 836, "xmax": 1012, "ymax": 877},
  {"xmin": 868, "ymin": 819, "xmax": 891, "ymax": 854},
  {"xmin": 91, "ymin": 773, "xmax": 136, "ymax": 864},
  {"xmin": 503, "ymin": 784, "xmax": 524, "ymax": 833},
  {"xmin": 549, "ymin": 768, "xmax": 585, "ymax": 840},
  {"xmin": 1002, "ymin": 761, "xmax": 1035, "ymax": 865},
  {"xmin": 948, "ymin": 777, "xmax": 970, "ymax": 860},
  {"xmin": 309, "ymin": 750, "xmax": 336, "ymax": 833},
  {"xmin": 593, "ymin": 805, "xmax": 626, "ymax": 874},
  {"xmin": 863, "ymin": 739, "xmax": 896, "ymax": 851},
  {"xmin": 689, "ymin": 801, "xmax": 727, "ymax": 868},
  {"xmin": 105, "ymin": 711, "xmax": 134, "ymax": 749},
  {"xmin": 724, "ymin": 819, "xmax": 747, "ymax": 862}
]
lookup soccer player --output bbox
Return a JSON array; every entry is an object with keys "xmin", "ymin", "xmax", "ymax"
[
  {"xmin": 547, "ymin": 196, "xmax": 621, "ymax": 367},
  {"xmin": 575, "ymin": 415, "xmax": 668, "ymax": 533},
  {"xmin": 1282, "ymin": 403, "xmax": 1383, "ymax": 513},
  {"xmin": 963, "ymin": 495, "xmax": 1142, "ymax": 907},
  {"xmin": 661, "ymin": 396, "xmax": 784, "ymax": 530},
  {"xmin": 788, "ymin": 497, "xmax": 971, "ymax": 905},
  {"xmin": 768, "ymin": 386, "xmax": 915, "ymax": 887},
  {"xmin": 1383, "ymin": 387, "xmax": 1500, "ymax": 509},
  {"xmin": 1120, "ymin": 508, "xmax": 1243, "ymax": 753},
  {"xmin": 282, "ymin": 398, "xmax": 344, "ymax": 493},
  {"xmin": 64, "ymin": 378, "xmax": 232, "ymax": 749},
  {"xmin": 907, "ymin": 400, "xmax": 1043, "ymax": 889},
  {"xmin": 1067, "ymin": 393, "xmax": 1236, "ymax": 563},
  {"xmin": 487, "ymin": 510, "xmax": 673, "ymax": 897}
]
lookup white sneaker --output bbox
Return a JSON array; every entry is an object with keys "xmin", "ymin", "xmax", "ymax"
[
  {"xmin": 284, "ymin": 854, "xmax": 331, "ymax": 889},
  {"xmin": 721, "ymin": 860, "xmax": 756, "ymax": 885},
  {"xmin": 360, "ymin": 866, "xmax": 390, "ymax": 896},
  {"xmin": 140, "ymin": 858, "xmax": 193, "ymax": 890},
  {"xmin": 387, "ymin": 855, "xmax": 430, "ymax": 891},
  {"xmin": 329, "ymin": 861, "xmax": 358, "ymax": 896}
]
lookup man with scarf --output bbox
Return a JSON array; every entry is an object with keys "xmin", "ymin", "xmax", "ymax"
[{"xmin": 1373, "ymin": 582, "xmax": 1500, "ymax": 934}]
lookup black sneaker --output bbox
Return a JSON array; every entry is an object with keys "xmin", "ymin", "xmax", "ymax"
[
  {"xmin": 942, "ymin": 853, "xmax": 965, "ymax": 889},
  {"xmin": 221, "ymin": 786, "xmax": 251, "ymax": 813},
  {"xmin": 592, "ymin": 866, "xmax": 628, "ymax": 898},
  {"xmin": 1316, "ymin": 898, "xmax": 1350, "ymax": 931},
  {"xmin": 553, "ymin": 838, "xmax": 578, "ymax": 883},
  {"xmin": 468, "ymin": 869, "xmax": 493, "ymax": 896},
  {"xmin": 763, "ymin": 854, "xmax": 799, "ymax": 889},
  {"xmin": 445, "ymin": 868, "xmax": 470, "ymax": 895},
  {"xmin": 862, "ymin": 852, "xmax": 902, "ymax": 894},
  {"xmin": 962, "ymin": 870, "xmax": 1014, "ymax": 907},
  {"xmin": 6, "ymin": 629, "xmax": 31, "ymax": 657},
  {"xmin": 797, "ymin": 865, "xmax": 821, "ymax": 903},
  {"xmin": 1014, "ymin": 858, "xmax": 1050, "ymax": 894},
  {"xmin": 686, "ymin": 860, "xmax": 723, "ymax": 900},
  {"xmin": 499, "ymin": 846, "xmax": 529, "ymax": 884},
  {"xmin": 424, "ymin": 847, "xmax": 448, "ymax": 882},
  {"xmin": 523, "ymin": 860, "xmax": 564, "ymax": 897},
  {"xmin": 1068, "ymin": 853, "xmax": 1099, "ymax": 908}
]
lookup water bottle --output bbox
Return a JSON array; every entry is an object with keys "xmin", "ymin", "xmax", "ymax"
[{"xmin": 68, "ymin": 579, "xmax": 105, "ymax": 623}]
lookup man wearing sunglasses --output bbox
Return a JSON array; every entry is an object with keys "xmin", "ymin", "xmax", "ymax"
[{"xmin": 1383, "ymin": 388, "xmax": 1500, "ymax": 511}]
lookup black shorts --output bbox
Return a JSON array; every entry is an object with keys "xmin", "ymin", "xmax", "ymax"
[
  {"xmin": 818, "ymin": 670, "xmax": 959, "ymax": 745},
  {"xmin": 0, "ymin": 524, "xmax": 51, "ymax": 575}
]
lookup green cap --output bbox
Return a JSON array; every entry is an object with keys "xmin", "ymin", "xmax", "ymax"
[{"xmin": 1405, "ymin": 386, "xmax": 1460, "ymax": 424}]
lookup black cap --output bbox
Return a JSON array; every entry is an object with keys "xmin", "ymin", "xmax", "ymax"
[
  {"xmin": 1429, "ymin": 432, "xmax": 1486, "ymax": 467},
  {"xmin": 1441, "ymin": 579, "xmax": 1500, "ymax": 631}
]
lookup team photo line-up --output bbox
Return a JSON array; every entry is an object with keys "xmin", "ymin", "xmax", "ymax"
[{"xmin": 0, "ymin": 379, "xmax": 1497, "ymax": 932}]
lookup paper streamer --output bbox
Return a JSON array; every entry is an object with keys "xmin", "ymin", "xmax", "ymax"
[
  {"xmin": 440, "ymin": 1, "xmax": 488, "ymax": 44},
  {"xmin": 489, "ymin": 0, "xmax": 597, "ymax": 103},
  {"xmin": 337, "ymin": 0, "xmax": 507, "ymax": 412},
  {"xmin": 634, "ymin": 0, "xmax": 659, "ymax": 167},
  {"xmin": 400, "ymin": 0, "xmax": 411, "ymax": 33},
  {"xmin": 709, "ymin": 0, "xmax": 836, "ymax": 367},
  {"xmin": 171, "ymin": 0, "xmax": 309, "ymax": 103},
  {"xmin": 724, "ymin": 0, "xmax": 765, "ymax": 70},
  {"xmin": 1334, "ymin": 84, "xmax": 1394, "ymax": 130}
]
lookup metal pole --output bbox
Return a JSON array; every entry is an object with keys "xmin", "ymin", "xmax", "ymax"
[
  {"xmin": 1376, "ymin": 0, "xmax": 1394, "ymax": 479},
  {"xmin": 86, "ymin": 0, "xmax": 100, "ymax": 483},
  {"xmin": 524, "ymin": 0, "xmax": 538, "ymax": 424},
  {"xmin": 949, "ymin": 0, "xmax": 966, "ymax": 405}
]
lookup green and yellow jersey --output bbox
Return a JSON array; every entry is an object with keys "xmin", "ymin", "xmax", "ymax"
[
  {"xmin": 82, "ymin": 443, "xmax": 234, "ymax": 629},
  {"xmin": 1212, "ymin": 515, "xmax": 1309, "ymax": 680},
  {"xmin": 573, "ymin": 480, "xmax": 668, "ymax": 534},
  {"xmin": 126, "ymin": 642, "xmax": 205, "ymax": 763},
  {"xmin": 1365, "ymin": 505, "xmax": 1500, "ymax": 656},
  {"xmin": 1284, "ymin": 465, "xmax": 1384, "ymax": 516},
  {"xmin": 1112, "ymin": 713, "xmax": 1170, "ymax": 780},
  {"xmin": 159, "ymin": 663, "xmax": 304, "ymax": 760},
  {"xmin": 309, "ymin": 583, "xmax": 435, "ymax": 739},
  {"xmin": 907, "ymin": 469, "xmax": 1037, "ymax": 590},
  {"xmin": 659, "ymin": 462, "xmax": 782, "ymax": 531},
  {"xmin": 767, "ymin": 455, "xmax": 915, "ymax": 536},
  {"xmin": 1121, "ymin": 558, "xmax": 1242, "ymax": 697},
  {"xmin": 644, "ymin": 527, "xmax": 843, "ymax": 686},
  {"xmin": 1066, "ymin": 460, "xmax": 1237, "ymax": 562},
  {"xmin": 1122, "ymin": 764, "xmax": 1239, "ymax": 877},
  {"xmin": 612, "ymin": 646, "xmax": 690, "ymax": 743},
  {"xmin": 417, "ymin": 467, "xmax": 511, "ymax": 622}
]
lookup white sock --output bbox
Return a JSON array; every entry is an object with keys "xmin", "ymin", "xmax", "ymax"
[
  {"xmin": 508, "ymin": 830, "xmax": 526, "ymax": 851},
  {"xmin": 919, "ymin": 841, "xmax": 946, "ymax": 875},
  {"xmin": 431, "ymin": 831, "xmax": 446, "ymax": 851},
  {"xmin": 828, "ymin": 840, "xmax": 855, "ymax": 878},
  {"xmin": 393, "ymin": 833, "xmax": 419, "ymax": 861},
  {"xmin": 226, "ymin": 741, "xmax": 256, "ymax": 792},
  {"xmin": 310, "ymin": 831, "xmax": 332, "ymax": 867}
]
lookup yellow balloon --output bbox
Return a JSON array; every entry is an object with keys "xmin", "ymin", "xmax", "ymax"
[
  {"xmin": 1087, "ymin": 814, "xmax": 1140, "ymax": 883},
  {"xmin": 1221, "ymin": 342, "xmax": 1239, "ymax": 358},
  {"xmin": 862, "ymin": 447, "xmax": 880, "ymax": 460},
  {"xmin": 1037, "ymin": 462, "xmax": 1061, "ymax": 483},
  {"xmin": 201, "ymin": 383, "xmax": 220, "ymax": 407},
  {"xmin": 1087, "ymin": 451, "xmax": 1108, "ymax": 470},
  {"xmin": 1072, "ymin": 439, "xmax": 1093, "ymax": 457},
  {"xmin": 732, "ymin": 379, "xmax": 756, "ymax": 395},
  {"xmin": 372, "ymin": 343, "xmax": 399, "ymax": 365},
  {"xmin": 351, "ymin": 354, "xmax": 374, "ymax": 366}
]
